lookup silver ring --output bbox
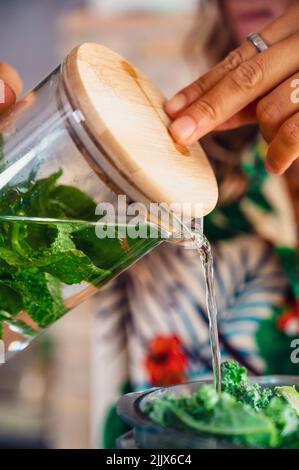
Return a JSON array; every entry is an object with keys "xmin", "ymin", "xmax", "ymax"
[{"xmin": 247, "ymin": 32, "xmax": 269, "ymax": 53}]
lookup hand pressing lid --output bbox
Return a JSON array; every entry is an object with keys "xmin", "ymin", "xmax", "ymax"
[{"xmin": 63, "ymin": 42, "xmax": 218, "ymax": 217}]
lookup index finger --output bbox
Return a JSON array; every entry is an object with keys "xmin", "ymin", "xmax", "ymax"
[
  {"xmin": 165, "ymin": 4, "xmax": 299, "ymax": 119},
  {"xmin": 169, "ymin": 32, "xmax": 299, "ymax": 146}
]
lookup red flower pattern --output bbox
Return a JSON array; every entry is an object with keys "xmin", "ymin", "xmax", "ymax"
[
  {"xmin": 144, "ymin": 334, "xmax": 188, "ymax": 386},
  {"xmin": 277, "ymin": 304, "xmax": 299, "ymax": 336}
]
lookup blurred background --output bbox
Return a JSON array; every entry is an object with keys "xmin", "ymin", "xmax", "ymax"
[{"xmin": 0, "ymin": 0, "xmax": 203, "ymax": 449}]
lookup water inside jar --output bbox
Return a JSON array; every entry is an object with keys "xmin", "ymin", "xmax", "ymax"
[{"xmin": 0, "ymin": 203, "xmax": 221, "ymax": 391}]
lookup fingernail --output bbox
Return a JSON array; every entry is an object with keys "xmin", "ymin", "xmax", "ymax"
[
  {"xmin": 0, "ymin": 82, "xmax": 16, "ymax": 112},
  {"xmin": 165, "ymin": 93, "xmax": 187, "ymax": 115},
  {"xmin": 169, "ymin": 116, "xmax": 197, "ymax": 141},
  {"xmin": 265, "ymin": 160, "xmax": 276, "ymax": 174}
]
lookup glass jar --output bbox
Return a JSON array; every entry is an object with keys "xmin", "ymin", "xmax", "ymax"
[{"xmin": 0, "ymin": 43, "xmax": 217, "ymax": 361}]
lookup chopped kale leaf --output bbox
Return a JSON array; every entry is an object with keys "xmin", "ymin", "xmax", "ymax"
[{"xmin": 144, "ymin": 360, "xmax": 299, "ymax": 449}]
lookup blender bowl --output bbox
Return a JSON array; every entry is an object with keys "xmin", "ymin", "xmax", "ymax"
[{"xmin": 117, "ymin": 376, "xmax": 299, "ymax": 449}]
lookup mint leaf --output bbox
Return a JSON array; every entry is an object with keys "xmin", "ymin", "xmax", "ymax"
[
  {"xmin": 13, "ymin": 269, "xmax": 65, "ymax": 328},
  {"xmin": 41, "ymin": 251, "xmax": 108, "ymax": 285},
  {"xmin": 72, "ymin": 224, "xmax": 158, "ymax": 272},
  {"xmin": 0, "ymin": 283, "xmax": 23, "ymax": 315},
  {"xmin": 0, "ymin": 311, "xmax": 36, "ymax": 336},
  {"xmin": 32, "ymin": 224, "xmax": 110, "ymax": 284},
  {"xmin": 13, "ymin": 171, "xmax": 63, "ymax": 217},
  {"xmin": 72, "ymin": 225, "xmax": 130, "ymax": 270},
  {"xmin": 0, "ymin": 246, "xmax": 25, "ymax": 266},
  {"xmin": 49, "ymin": 185, "xmax": 97, "ymax": 221},
  {"xmin": 0, "ymin": 133, "xmax": 153, "ymax": 337}
]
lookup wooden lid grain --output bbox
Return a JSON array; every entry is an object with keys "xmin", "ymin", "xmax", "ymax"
[{"xmin": 63, "ymin": 43, "xmax": 218, "ymax": 216}]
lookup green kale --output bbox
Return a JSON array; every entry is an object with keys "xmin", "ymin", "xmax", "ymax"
[
  {"xmin": 276, "ymin": 386, "xmax": 299, "ymax": 416},
  {"xmin": 279, "ymin": 426, "xmax": 299, "ymax": 449},
  {"xmin": 221, "ymin": 360, "xmax": 273, "ymax": 411},
  {"xmin": 144, "ymin": 360, "xmax": 299, "ymax": 449},
  {"xmin": 264, "ymin": 396, "xmax": 298, "ymax": 440},
  {"xmin": 145, "ymin": 384, "xmax": 278, "ymax": 448}
]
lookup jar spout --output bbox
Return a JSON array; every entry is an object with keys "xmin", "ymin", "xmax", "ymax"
[
  {"xmin": 167, "ymin": 218, "xmax": 204, "ymax": 250},
  {"xmin": 148, "ymin": 211, "xmax": 204, "ymax": 250}
]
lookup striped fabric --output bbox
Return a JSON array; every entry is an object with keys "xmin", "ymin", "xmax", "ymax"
[{"xmin": 94, "ymin": 234, "xmax": 288, "ymax": 390}]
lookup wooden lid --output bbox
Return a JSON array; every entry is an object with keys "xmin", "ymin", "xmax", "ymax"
[{"xmin": 63, "ymin": 43, "xmax": 218, "ymax": 216}]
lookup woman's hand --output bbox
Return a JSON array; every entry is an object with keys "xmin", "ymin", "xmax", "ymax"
[
  {"xmin": 165, "ymin": 4, "xmax": 299, "ymax": 175},
  {"xmin": 0, "ymin": 62, "xmax": 22, "ymax": 114}
]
